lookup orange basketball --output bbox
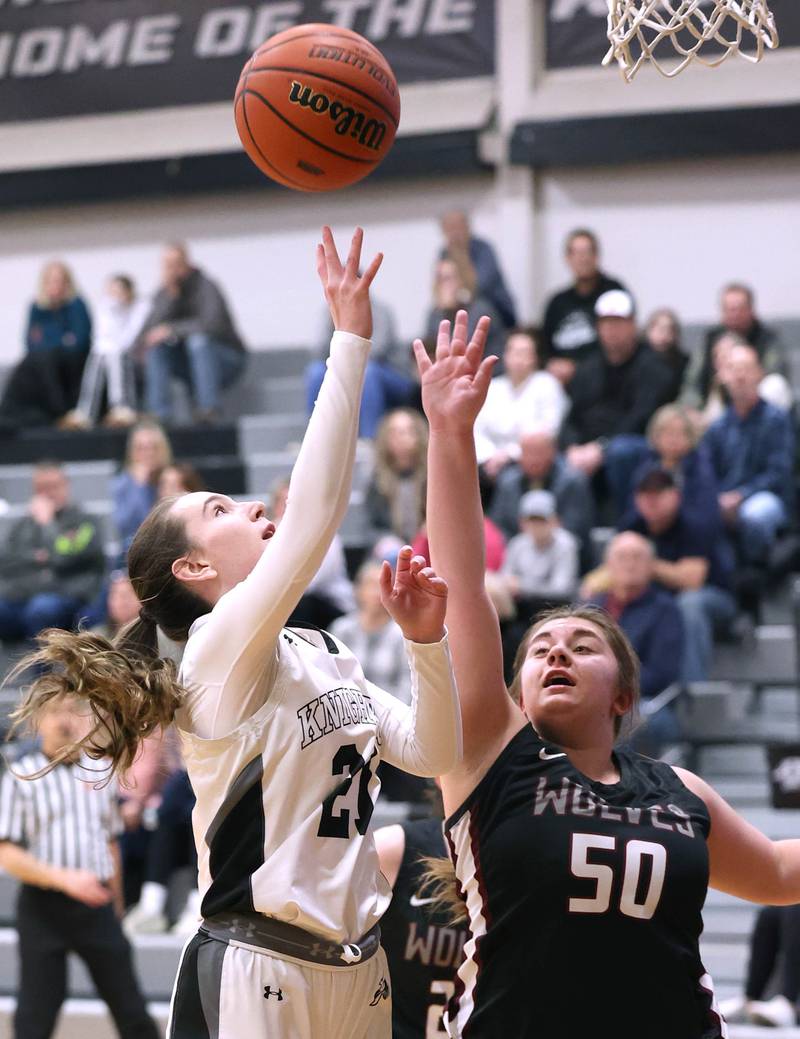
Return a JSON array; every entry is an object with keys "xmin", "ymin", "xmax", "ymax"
[{"xmin": 234, "ymin": 24, "xmax": 401, "ymax": 192}]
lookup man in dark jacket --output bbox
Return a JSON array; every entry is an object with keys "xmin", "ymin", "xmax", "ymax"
[
  {"xmin": 0, "ymin": 463, "xmax": 106, "ymax": 642},
  {"xmin": 542, "ymin": 228, "xmax": 628, "ymax": 385},
  {"xmin": 561, "ymin": 289, "xmax": 674, "ymax": 512},
  {"xmin": 140, "ymin": 243, "xmax": 246, "ymax": 423}
]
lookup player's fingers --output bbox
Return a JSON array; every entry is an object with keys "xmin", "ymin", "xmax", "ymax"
[
  {"xmin": 435, "ymin": 319, "xmax": 451, "ymax": 361},
  {"xmin": 416, "ymin": 569, "xmax": 449, "ymax": 595},
  {"xmin": 344, "ymin": 226, "xmax": 364, "ymax": 278},
  {"xmin": 321, "ymin": 225, "xmax": 343, "ymax": 276},
  {"xmin": 378, "ymin": 560, "xmax": 393, "ymax": 601},
  {"xmin": 409, "ymin": 554, "xmax": 427, "ymax": 575},
  {"xmin": 450, "ymin": 309, "xmax": 469, "ymax": 355},
  {"xmin": 315, "ymin": 243, "xmax": 327, "ymax": 287},
  {"xmin": 394, "ymin": 545, "xmax": 413, "ymax": 576},
  {"xmin": 412, "ymin": 338, "xmax": 432, "ymax": 376},
  {"xmin": 360, "ymin": 250, "xmax": 383, "ymax": 287},
  {"xmin": 465, "ymin": 315, "xmax": 491, "ymax": 363},
  {"xmin": 473, "ymin": 355, "xmax": 498, "ymax": 400}
]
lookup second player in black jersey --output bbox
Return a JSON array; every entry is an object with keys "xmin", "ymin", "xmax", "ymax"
[
  {"xmin": 414, "ymin": 310, "xmax": 800, "ymax": 1039},
  {"xmin": 376, "ymin": 817, "xmax": 467, "ymax": 1038}
]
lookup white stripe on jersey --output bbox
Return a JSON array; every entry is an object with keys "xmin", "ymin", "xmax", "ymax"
[
  {"xmin": 445, "ymin": 810, "xmax": 488, "ymax": 1039},
  {"xmin": 699, "ymin": 972, "xmax": 728, "ymax": 1038}
]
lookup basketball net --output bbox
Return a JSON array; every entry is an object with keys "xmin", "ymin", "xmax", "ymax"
[{"xmin": 604, "ymin": 0, "xmax": 779, "ymax": 81}]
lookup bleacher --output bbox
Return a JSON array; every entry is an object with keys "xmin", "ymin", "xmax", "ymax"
[{"xmin": 0, "ymin": 325, "xmax": 800, "ymax": 1036}]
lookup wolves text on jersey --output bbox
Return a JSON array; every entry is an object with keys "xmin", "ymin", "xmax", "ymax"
[
  {"xmin": 297, "ymin": 687, "xmax": 378, "ymax": 750},
  {"xmin": 534, "ymin": 777, "xmax": 697, "ymax": 838},
  {"xmin": 405, "ymin": 922, "xmax": 466, "ymax": 968}
]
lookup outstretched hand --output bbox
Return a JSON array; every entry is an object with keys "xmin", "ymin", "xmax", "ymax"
[
  {"xmin": 380, "ymin": 546, "xmax": 447, "ymax": 645},
  {"xmin": 316, "ymin": 226, "xmax": 383, "ymax": 340},
  {"xmin": 412, "ymin": 310, "xmax": 496, "ymax": 433}
]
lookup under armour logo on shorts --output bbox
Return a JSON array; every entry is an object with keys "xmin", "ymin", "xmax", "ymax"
[
  {"xmin": 369, "ymin": 978, "xmax": 390, "ymax": 1006},
  {"xmin": 264, "ymin": 986, "xmax": 284, "ymax": 1001}
]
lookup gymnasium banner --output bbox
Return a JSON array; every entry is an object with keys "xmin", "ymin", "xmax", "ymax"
[
  {"xmin": 0, "ymin": 0, "xmax": 495, "ymax": 124},
  {"xmin": 546, "ymin": 0, "xmax": 800, "ymax": 69}
]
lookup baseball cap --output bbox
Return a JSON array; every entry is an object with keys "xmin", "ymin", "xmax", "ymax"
[
  {"xmin": 519, "ymin": 489, "xmax": 556, "ymax": 519},
  {"xmin": 634, "ymin": 465, "xmax": 676, "ymax": 494},
  {"xmin": 595, "ymin": 289, "xmax": 635, "ymax": 320}
]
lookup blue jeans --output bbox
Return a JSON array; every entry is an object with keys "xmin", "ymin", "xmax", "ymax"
[
  {"xmin": 678, "ymin": 585, "xmax": 738, "ymax": 682},
  {"xmin": 737, "ymin": 491, "xmax": 786, "ymax": 563},
  {"xmin": 0, "ymin": 593, "xmax": 84, "ymax": 642},
  {"xmin": 604, "ymin": 434, "xmax": 650, "ymax": 517},
  {"xmin": 145, "ymin": 334, "xmax": 245, "ymax": 420},
  {"xmin": 306, "ymin": 359, "xmax": 416, "ymax": 439}
]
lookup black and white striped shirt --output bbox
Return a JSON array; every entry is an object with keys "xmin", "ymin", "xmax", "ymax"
[{"xmin": 0, "ymin": 751, "xmax": 123, "ymax": 881}]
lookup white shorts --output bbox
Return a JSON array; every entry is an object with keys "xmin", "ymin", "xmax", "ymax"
[{"xmin": 167, "ymin": 932, "xmax": 392, "ymax": 1039}]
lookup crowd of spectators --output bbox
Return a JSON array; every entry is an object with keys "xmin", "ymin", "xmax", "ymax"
[{"xmin": 0, "ymin": 210, "xmax": 797, "ymax": 954}]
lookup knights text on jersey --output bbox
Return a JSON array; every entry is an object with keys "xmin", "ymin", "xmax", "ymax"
[
  {"xmin": 443, "ymin": 726, "xmax": 725, "ymax": 1039},
  {"xmin": 380, "ymin": 817, "xmax": 468, "ymax": 1039},
  {"xmin": 179, "ymin": 625, "xmax": 395, "ymax": 945}
]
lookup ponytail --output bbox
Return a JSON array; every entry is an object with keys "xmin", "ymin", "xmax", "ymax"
[
  {"xmin": 7, "ymin": 495, "xmax": 210, "ymax": 778},
  {"xmin": 8, "ymin": 618, "xmax": 183, "ymax": 777}
]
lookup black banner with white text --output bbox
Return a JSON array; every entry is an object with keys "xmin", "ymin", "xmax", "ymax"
[{"xmin": 0, "ymin": 0, "xmax": 494, "ymax": 123}]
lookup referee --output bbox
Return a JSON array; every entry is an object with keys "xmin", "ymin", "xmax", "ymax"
[{"xmin": 0, "ymin": 693, "xmax": 160, "ymax": 1039}]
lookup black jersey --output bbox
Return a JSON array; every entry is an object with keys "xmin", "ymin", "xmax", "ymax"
[
  {"xmin": 443, "ymin": 726, "xmax": 722, "ymax": 1039},
  {"xmin": 381, "ymin": 817, "xmax": 468, "ymax": 1038}
]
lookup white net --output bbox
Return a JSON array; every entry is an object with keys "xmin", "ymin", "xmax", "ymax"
[{"xmin": 604, "ymin": 0, "xmax": 779, "ymax": 81}]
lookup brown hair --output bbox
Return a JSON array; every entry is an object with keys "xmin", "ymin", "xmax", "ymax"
[
  {"xmin": 124, "ymin": 419, "xmax": 173, "ymax": 474},
  {"xmin": 420, "ymin": 604, "xmax": 641, "ymax": 922},
  {"xmin": 373, "ymin": 408, "xmax": 428, "ymax": 541},
  {"xmin": 646, "ymin": 403, "xmax": 700, "ymax": 452},
  {"xmin": 36, "ymin": 260, "xmax": 77, "ymax": 309},
  {"xmin": 157, "ymin": 462, "xmax": 206, "ymax": 496},
  {"xmin": 7, "ymin": 497, "xmax": 208, "ymax": 776}
]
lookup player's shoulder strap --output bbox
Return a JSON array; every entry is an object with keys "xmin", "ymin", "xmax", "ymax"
[{"xmin": 284, "ymin": 622, "xmax": 340, "ymax": 655}]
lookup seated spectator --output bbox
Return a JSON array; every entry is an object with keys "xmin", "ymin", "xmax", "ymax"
[
  {"xmin": 438, "ymin": 208, "xmax": 517, "ymax": 329},
  {"xmin": 721, "ymin": 905, "xmax": 800, "ymax": 1027},
  {"xmin": 474, "ymin": 327, "xmax": 569, "ymax": 477},
  {"xmin": 0, "ymin": 261, "xmax": 92, "ymax": 428},
  {"xmin": 490, "ymin": 430, "xmax": 594, "ymax": 550},
  {"xmin": 617, "ymin": 466, "xmax": 736, "ymax": 683},
  {"xmin": 686, "ymin": 331, "xmax": 793, "ymax": 427},
  {"xmin": 561, "ymin": 290, "xmax": 673, "ymax": 512},
  {"xmin": 271, "ymin": 476, "xmax": 354, "ymax": 628},
  {"xmin": 703, "ymin": 343, "xmax": 794, "ymax": 565},
  {"xmin": 542, "ymin": 228, "xmax": 627, "ymax": 386},
  {"xmin": 423, "ymin": 258, "xmax": 503, "ymax": 361},
  {"xmin": 366, "ymin": 408, "xmax": 428, "ymax": 544},
  {"xmin": 0, "ymin": 463, "xmax": 105, "ymax": 643},
  {"xmin": 156, "ymin": 461, "xmax": 205, "ymax": 499},
  {"xmin": 683, "ymin": 282, "xmax": 789, "ymax": 408},
  {"xmin": 643, "ymin": 308, "xmax": 689, "ymax": 403},
  {"xmin": 91, "ymin": 569, "xmax": 140, "ymax": 640},
  {"xmin": 71, "ymin": 274, "xmax": 149, "ymax": 428},
  {"xmin": 306, "ymin": 293, "xmax": 415, "ymax": 439},
  {"xmin": 112, "ymin": 420, "xmax": 172, "ymax": 554},
  {"xmin": 501, "ymin": 489, "xmax": 578, "ymax": 603},
  {"xmin": 413, "ymin": 469, "xmax": 506, "ymax": 573},
  {"xmin": 588, "ymin": 531, "xmax": 684, "ymax": 754},
  {"xmin": 139, "ymin": 242, "xmax": 246, "ymax": 423},
  {"xmin": 618, "ymin": 404, "xmax": 719, "ymax": 520}
]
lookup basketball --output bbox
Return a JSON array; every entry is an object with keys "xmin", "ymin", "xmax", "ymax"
[{"xmin": 234, "ymin": 24, "xmax": 401, "ymax": 193}]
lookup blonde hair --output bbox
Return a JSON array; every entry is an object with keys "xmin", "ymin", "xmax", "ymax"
[
  {"xmin": 124, "ymin": 419, "xmax": 173, "ymax": 474},
  {"xmin": 646, "ymin": 403, "xmax": 699, "ymax": 451},
  {"xmin": 373, "ymin": 408, "xmax": 428, "ymax": 538},
  {"xmin": 37, "ymin": 261, "xmax": 77, "ymax": 309}
]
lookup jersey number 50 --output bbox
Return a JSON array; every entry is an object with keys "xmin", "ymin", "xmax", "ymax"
[
  {"xmin": 568, "ymin": 834, "xmax": 667, "ymax": 920},
  {"xmin": 318, "ymin": 743, "xmax": 378, "ymax": 839}
]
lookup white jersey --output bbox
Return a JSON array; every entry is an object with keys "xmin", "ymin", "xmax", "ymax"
[{"xmin": 174, "ymin": 331, "xmax": 461, "ymax": 945}]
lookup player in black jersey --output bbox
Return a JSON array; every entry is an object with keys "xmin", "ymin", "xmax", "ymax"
[
  {"xmin": 413, "ymin": 310, "xmax": 800, "ymax": 1039},
  {"xmin": 376, "ymin": 815, "xmax": 468, "ymax": 1038}
]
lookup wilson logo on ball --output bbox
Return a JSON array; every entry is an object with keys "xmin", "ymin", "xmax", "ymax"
[{"xmin": 288, "ymin": 80, "xmax": 387, "ymax": 152}]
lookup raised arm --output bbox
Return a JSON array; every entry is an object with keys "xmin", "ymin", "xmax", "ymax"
[
  {"xmin": 415, "ymin": 313, "xmax": 526, "ymax": 796},
  {"xmin": 183, "ymin": 229, "xmax": 382, "ymax": 690}
]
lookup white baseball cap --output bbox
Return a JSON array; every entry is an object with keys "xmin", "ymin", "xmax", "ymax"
[{"xmin": 595, "ymin": 289, "xmax": 635, "ymax": 320}]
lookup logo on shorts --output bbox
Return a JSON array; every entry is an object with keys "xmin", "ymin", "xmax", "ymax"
[
  {"xmin": 263, "ymin": 986, "xmax": 284, "ymax": 1001},
  {"xmin": 369, "ymin": 977, "xmax": 390, "ymax": 1006}
]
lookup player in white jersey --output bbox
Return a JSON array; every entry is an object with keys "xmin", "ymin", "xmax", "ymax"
[{"xmin": 11, "ymin": 228, "xmax": 463, "ymax": 1039}]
